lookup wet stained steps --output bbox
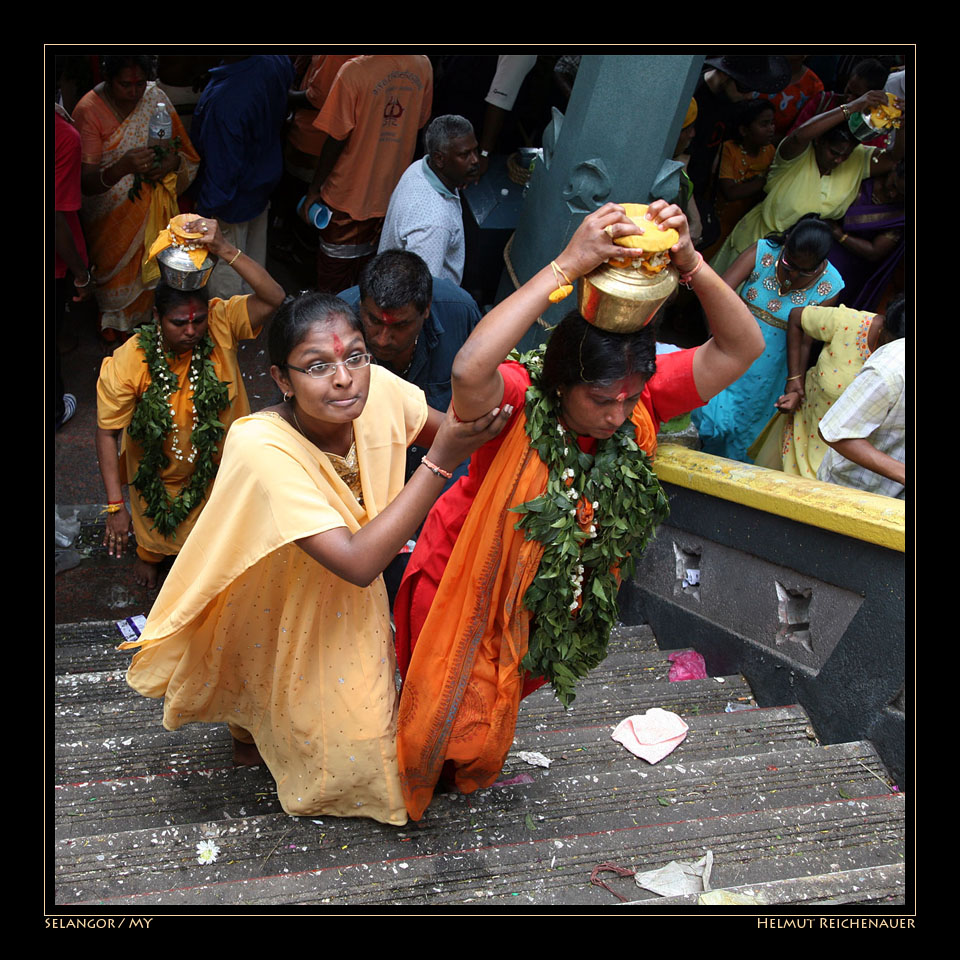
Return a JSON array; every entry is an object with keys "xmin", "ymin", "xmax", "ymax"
[{"xmin": 53, "ymin": 621, "xmax": 905, "ymax": 907}]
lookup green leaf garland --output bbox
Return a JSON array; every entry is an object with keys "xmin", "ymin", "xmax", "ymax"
[
  {"xmin": 510, "ymin": 345, "xmax": 670, "ymax": 707},
  {"xmin": 127, "ymin": 322, "xmax": 231, "ymax": 539}
]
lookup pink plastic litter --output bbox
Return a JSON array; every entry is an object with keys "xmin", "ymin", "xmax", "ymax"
[
  {"xmin": 668, "ymin": 650, "xmax": 708, "ymax": 681},
  {"xmin": 611, "ymin": 708, "xmax": 689, "ymax": 763},
  {"xmin": 493, "ymin": 773, "xmax": 535, "ymax": 788}
]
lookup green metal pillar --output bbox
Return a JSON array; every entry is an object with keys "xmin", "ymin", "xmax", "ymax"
[{"xmin": 501, "ymin": 54, "xmax": 703, "ymax": 348}]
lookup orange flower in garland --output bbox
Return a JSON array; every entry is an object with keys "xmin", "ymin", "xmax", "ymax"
[{"xmin": 575, "ymin": 497, "xmax": 594, "ymax": 531}]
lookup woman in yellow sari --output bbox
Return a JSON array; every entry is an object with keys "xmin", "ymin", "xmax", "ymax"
[
  {"xmin": 751, "ymin": 296, "xmax": 905, "ymax": 478},
  {"xmin": 74, "ymin": 55, "xmax": 199, "ymax": 337},
  {"xmin": 120, "ymin": 294, "xmax": 511, "ymax": 823}
]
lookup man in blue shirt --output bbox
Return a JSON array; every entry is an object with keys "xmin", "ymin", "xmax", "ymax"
[
  {"xmin": 192, "ymin": 56, "xmax": 294, "ymax": 300},
  {"xmin": 339, "ymin": 249, "xmax": 482, "ymax": 601}
]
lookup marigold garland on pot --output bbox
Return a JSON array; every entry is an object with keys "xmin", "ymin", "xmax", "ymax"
[
  {"xmin": 127, "ymin": 322, "xmax": 231, "ymax": 538},
  {"xmin": 509, "ymin": 345, "xmax": 670, "ymax": 707}
]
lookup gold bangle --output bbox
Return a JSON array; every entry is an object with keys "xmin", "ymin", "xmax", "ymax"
[
  {"xmin": 227, "ymin": 249, "xmax": 242, "ymax": 266},
  {"xmin": 785, "ymin": 375, "xmax": 802, "ymax": 382}
]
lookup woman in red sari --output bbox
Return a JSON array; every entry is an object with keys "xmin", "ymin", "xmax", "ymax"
[{"xmin": 395, "ymin": 201, "xmax": 764, "ymax": 820}]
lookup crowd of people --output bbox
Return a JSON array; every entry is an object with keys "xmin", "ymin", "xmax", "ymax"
[{"xmin": 53, "ymin": 53, "xmax": 908, "ymax": 827}]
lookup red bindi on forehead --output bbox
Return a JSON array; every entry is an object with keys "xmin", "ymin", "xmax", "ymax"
[
  {"xmin": 331, "ymin": 332, "xmax": 344, "ymax": 357},
  {"xmin": 615, "ymin": 390, "xmax": 628, "ymax": 403},
  {"xmin": 188, "ymin": 303, "xmax": 195, "ymax": 323},
  {"xmin": 380, "ymin": 309, "xmax": 403, "ymax": 326}
]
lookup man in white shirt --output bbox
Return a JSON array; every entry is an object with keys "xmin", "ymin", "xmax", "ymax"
[
  {"xmin": 817, "ymin": 297, "xmax": 906, "ymax": 499},
  {"xmin": 378, "ymin": 115, "xmax": 479, "ymax": 286}
]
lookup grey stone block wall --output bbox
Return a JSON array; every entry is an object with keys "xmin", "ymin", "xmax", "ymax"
[{"xmin": 619, "ymin": 483, "xmax": 906, "ymax": 786}]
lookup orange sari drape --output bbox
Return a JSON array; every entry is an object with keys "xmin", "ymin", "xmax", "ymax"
[
  {"xmin": 74, "ymin": 83, "xmax": 199, "ymax": 331},
  {"xmin": 397, "ymin": 400, "xmax": 658, "ymax": 821}
]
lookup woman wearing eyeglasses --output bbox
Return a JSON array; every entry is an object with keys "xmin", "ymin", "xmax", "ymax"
[
  {"xmin": 692, "ymin": 216, "xmax": 842, "ymax": 462},
  {"xmin": 120, "ymin": 291, "xmax": 510, "ymax": 825}
]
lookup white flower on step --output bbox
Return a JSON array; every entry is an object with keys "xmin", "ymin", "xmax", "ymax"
[{"xmin": 196, "ymin": 839, "xmax": 220, "ymax": 864}]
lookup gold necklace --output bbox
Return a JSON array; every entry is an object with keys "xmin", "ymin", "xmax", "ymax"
[
  {"xmin": 290, "ymin": 404, "xmax": 362, "ymax": 500},
  {"xmin": 776, "ymin": 259, "xmax": 825, "ymax": 297}
]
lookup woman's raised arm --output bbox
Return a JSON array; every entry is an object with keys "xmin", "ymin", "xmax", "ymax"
[
  {"xmin": 450, "ymin": 203, "xmax": 644, "ymax": 421},
  {"xmin": 639, "ymin": 199, "xmax": 764, "ymax": 402},
  {"xmin": 185, "ymin": 218, "xmax": 286, "ymax": 332},
  {"xmin": 779, "ymin": 90, "xmax": 893, "ymax": 162}
]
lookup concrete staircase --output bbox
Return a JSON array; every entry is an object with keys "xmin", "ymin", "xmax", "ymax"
[{"xmin": 54, "ymin": 622, "xmax": 905, "ymax": 907}]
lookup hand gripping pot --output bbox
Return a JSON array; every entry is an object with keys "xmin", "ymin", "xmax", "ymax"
[{"xmin": 578, "ymin": 203, "xmax": 679, "ymax": 333}]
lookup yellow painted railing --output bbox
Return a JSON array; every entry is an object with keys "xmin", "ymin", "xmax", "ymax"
[{"xmin": 653, "ymin": 444, "xmax": 906, "ymax": 553}]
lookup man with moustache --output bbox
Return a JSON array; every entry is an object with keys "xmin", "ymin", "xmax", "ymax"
[{"xmin": 378, "ymin": 115, "xmax": 480, "ymax": 285}]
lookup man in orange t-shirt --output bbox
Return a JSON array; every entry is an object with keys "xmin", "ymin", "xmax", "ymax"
[{"xmin": 301, "ymin": 55, "xmax": 433, "ymax": 291}]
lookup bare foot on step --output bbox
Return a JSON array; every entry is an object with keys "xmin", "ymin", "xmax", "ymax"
[
  {"xmin": 133, "ymin": 556, "xmax": 160, "ymax": 590},
  {"xmin": 232, "ymin": 737, "xmax": 263, "ymax": 767}
]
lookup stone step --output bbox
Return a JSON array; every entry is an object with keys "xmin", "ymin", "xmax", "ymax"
[
  {"xmin": 53, "ymin": 618, "xmax": 905, "ymax": 908},
  {"xmin": 622, "ymin": 863, "xmax": 906, "ymax": 907},
  {"xmin": 54, "ymin": 620, "xmax": 133, "ymax": 675},
  {"xmin": 58, "ymin": 793, "xmax": 904, "ymax": 906},
  {"xmin": 54, "ymin": 689, "xmax": 813, "ymax": 831},
  {"xmin": 515, "ymin": 671, "xmax": 756, "ymax": 731},
  {"xmin": 52, "ymin": 620, "xmax": 665, "ymax": 677},
  {"xmin": 55, "ymin": 732, "xmax": 893, "ymax": 846}
]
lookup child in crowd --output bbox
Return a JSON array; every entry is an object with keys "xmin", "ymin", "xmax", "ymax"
[
  {"xmin": 705, "ymin": 100, "xmax": 776, "ymax": 262},
  {"xmin": 704, "ymin": 100, "xmax": 776, "ymax": 260}
]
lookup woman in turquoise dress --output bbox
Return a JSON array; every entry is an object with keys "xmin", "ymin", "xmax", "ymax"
[{"xmin": 692, "ymin": 218, "xmax": 842, "ymax": 462}]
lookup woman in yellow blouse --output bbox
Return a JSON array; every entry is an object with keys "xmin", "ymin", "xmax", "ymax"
[
  {"xmin": 752, "ymin": 297, "xmax": 905, "ymax": 477},
  {"xmin": 710, "ymin": 88, "xmax": 904, "ymax": 277},
  {"xmin": 96, "ymin": 218, "xmax": 285, "ymax": 588}
]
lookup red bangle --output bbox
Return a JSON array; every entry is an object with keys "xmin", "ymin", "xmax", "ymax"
[{"xmin": 421, "ymin": 456, "xmax": 452, "ymax": 480}]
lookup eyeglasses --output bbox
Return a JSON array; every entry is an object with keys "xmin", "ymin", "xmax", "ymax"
[
  {"xmin": 778, "ymin": 252, "xmax": 823, "ymax": 278},
  {"xmin": 285, "ymin": 354, "xmax": 372, "ymax": 379}
]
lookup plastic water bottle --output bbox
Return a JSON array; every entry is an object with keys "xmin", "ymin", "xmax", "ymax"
[{"xmin": 148, "ymin": 102, "xmax": 173, "ymax": 147}]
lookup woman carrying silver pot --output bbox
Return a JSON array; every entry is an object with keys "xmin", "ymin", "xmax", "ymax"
[{"xmin": 95, "ymin": 218, "xmax": 286, "ymax": 589}]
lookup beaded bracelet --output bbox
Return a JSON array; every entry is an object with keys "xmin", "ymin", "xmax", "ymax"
[
  {"xmin": 421, "ymin": 456, "xmax": 452, "ymax": 480},
  {"xmin": 679, "ymin": 252, "xmax": 705, "ymax": 288}
]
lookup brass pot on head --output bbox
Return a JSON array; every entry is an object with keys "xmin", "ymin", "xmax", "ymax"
[{"xmin": 578, "ymin": 260, "xmax": 678, "ymax": 334}]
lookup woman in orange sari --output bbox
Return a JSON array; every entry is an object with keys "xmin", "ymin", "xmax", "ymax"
[
  {"xmin": 395, "ymin": 201, "xmax": 765, "ymax": 820},
  {"xmin": 74, "ymin": 55, "xmax": 199, "ymax": 337}
]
